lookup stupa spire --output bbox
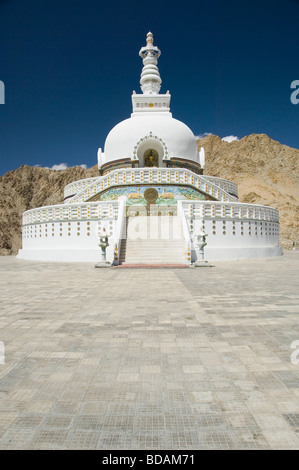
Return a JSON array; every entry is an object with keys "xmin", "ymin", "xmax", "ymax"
[{"xmin": 139, "ymin": 32, "xmax": 162, "ymax": 95}]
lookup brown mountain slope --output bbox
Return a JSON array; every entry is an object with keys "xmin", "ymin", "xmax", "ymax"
[
  {"xmin": 198, "ymin": 133, "xmax": 299, "ymax": 249},
  {"xmin": 0, "ymin": 133, "xmax": 298, "ymax": 255},
  {"xmin": 0, "ymin": 164, "xmax": 99, "ymax": 255}
]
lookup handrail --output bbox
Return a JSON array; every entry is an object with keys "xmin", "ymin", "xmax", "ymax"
[
  {"xmin": 64, "ymin": 177, "xmax": 99, "ymax": 199},
  {"xmin": 64, "ymin": 174, "xmax": 238, "ymax": 200},
  {"xmin": 113, "ymin": 198, "xmax": 126, "ymax": 266},
  {"xmin": 22, "ymin": 201, "xmax": 120, "ymax": 225},
  {"xmin": 177, "ymin": 200, "xmax": 192, "ymax": 264},
  {"xmin": 180, "ymin": 200, "xmax": 279, "ymax": 222},
  {"xmin": 202, "ymin": 176, "xmax": 238, "ymax": 197},
  {"xmin": 65, "ymin": 167, "xmax": 238, "ymax": 205},
  {"xmin": 22, "ymin": 198, "xmax": 279, "ymax": 227}
]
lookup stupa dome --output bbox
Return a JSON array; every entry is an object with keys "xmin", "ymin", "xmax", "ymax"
[{"xmin": 103, "ymin": 113, "xmax": 198, "ymax": 167}]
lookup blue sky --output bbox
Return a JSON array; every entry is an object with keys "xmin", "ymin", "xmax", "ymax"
[{"xmin": 0, "ymin": 0, "xmax": 298, "ymax": 175}]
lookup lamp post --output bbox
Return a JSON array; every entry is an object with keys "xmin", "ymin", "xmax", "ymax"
[
  {"xmin": 193, "ymin": 225, "xmax": 213, "ymax": 267},
  {"xmin": 196, "ymin": 229, "xmax": 207, "ymax": 260},
  {"xmin": 95, "ymin": 228, "xmax": 112, "ymax": 268}
]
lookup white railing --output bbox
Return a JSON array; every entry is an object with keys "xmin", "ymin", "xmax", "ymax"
[
  {"xmin": 22, "ymin": 199, "xmax": 278, "ymax": 231},
  {"xmin": 65, "ymin": 168, "xmax": 238, "ymax": 205},
  {"xmin": 64, "ymin": 173, "xmax": 238, "ymax": 200},
  {"xmin": 22, "ymin": 201, "xmax": 120, "ymax": 225},
  {"xmin": 202, "ymin": 176, "xmax": 238, "ymax": 197},
  {"xmin": 177, "ymin": 200, "xmax": 192, "ymax": 264},
  {"xmin": 113, "ymin": 198, "xmax": 126, "ymax": 266},
  {"xmin": 64, "ymin": 177, "xmax": 99, "ymax": 199},
  {"xmin": 181, "ymin": 201, "xmax": 279, "ymax": 222}
]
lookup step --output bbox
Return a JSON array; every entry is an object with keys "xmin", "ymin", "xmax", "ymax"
[
  {"xmin": 120, "ymin": 254, "xmax": 186, "ymax": 258},
  {"xmin": 121, "ymin": 246, "xmax": 185, "ymax": 250},
  {"xmin": 120, "ymin": 215, "xmax": 187, "ymax": 264},
  {"xmin": 122, "ymin": 257, "xmax": 186, "ymax": 260},
  {"xmin": 116, "ymin": 264, "xmax": 188, "ymax": 269}
]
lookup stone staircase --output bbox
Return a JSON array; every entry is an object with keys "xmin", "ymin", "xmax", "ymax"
[{"xmin": 119, "ymin": 216, "xmax": 187, "ymax": 265}]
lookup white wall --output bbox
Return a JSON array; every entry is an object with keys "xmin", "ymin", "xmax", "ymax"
[
  {"xmin": 18, "ymin": 219, "xmax": 117, "ymax": 263},
  {"xmin": 190, "ymin": 218, "xmax": 282, "ymax": 261}
]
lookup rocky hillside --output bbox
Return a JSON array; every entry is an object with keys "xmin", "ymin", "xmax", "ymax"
[
  {"xmin": 198, "ymin": 133, "xmax": 299, "ymax": 249},
  {"xmin": 0, "ymin": 133, "xmax": 298, "ymax": 255},
  {"xmin": 0, "ymin": 165, "xmax": 99, "ymax": 255}
]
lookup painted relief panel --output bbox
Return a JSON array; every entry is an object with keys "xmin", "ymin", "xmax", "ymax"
[{"xmin": 97, "ymin": 185, "xmax": 206, "ymax": 205}]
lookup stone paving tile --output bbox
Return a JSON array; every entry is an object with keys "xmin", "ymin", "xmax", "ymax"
[
  {"xmin": 65, "ymin": 429, "xmax": 100, "ymax": 449},
  {"xmin": 282, "ymin": 413, "xmax": 299, "ymax": 430},
  {"xmin": 0, "ymin": 252, "xmax": 298, "ymax": 449}
]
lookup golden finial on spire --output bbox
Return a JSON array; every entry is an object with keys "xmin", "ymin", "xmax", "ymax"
[{"xmin": 146, "ymin": 31, "xmax": 153, "ymax": 46}]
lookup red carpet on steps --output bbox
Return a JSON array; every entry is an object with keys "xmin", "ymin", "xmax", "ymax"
[{"xmin": 114, "ymin": 264, "xmax": 189, "ymax": 269}]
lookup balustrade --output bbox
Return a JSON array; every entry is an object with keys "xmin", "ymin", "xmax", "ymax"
[
  {"xmin": 181, "ymin": 201, "xmax": 279, "ymax": 223},
  {"xmin": 64, "ymin": 168, "xmax": 239, "ymax": 205},
  {"xmin": 22, "ymin": 201, "xmax": 120, "ymax": 225}
]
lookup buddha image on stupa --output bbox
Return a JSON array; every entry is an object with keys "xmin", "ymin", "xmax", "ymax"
[{"xmin": 144, "ymin": 149, "xmax": 158, "ymax": 167}]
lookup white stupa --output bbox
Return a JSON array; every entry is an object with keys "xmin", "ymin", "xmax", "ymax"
[
  {"xmin": 18, "ymin": 32, "xmax": 282, "ymax": 264},
  {"xmin": 98, "ymin": 32, "xmax": 199, "ymax": 172}
]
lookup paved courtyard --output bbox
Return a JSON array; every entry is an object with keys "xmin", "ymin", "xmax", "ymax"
[{"xmin": 0, "ymin": 252, "xmax": 298, "ymax": 449}]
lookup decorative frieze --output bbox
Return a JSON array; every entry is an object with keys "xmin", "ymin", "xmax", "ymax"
[{"xmin": 64, "ymin": 168, "xmax": 238, "ymax": 205}]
